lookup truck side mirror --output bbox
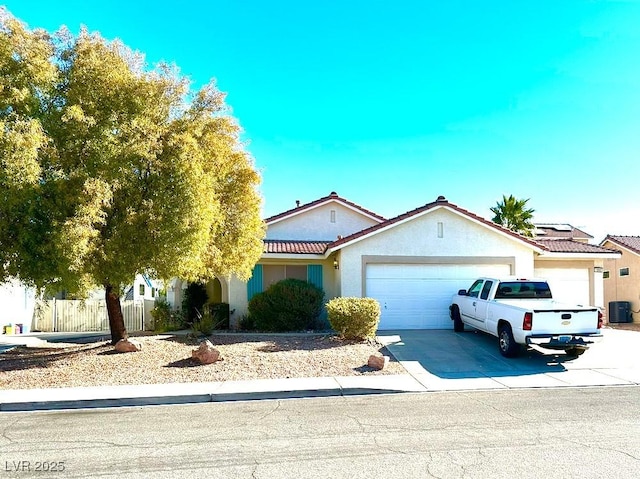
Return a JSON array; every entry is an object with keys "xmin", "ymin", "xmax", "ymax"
[{"xmin": 458, "ymin": 289, "xmax": 468, "ymax": 296}]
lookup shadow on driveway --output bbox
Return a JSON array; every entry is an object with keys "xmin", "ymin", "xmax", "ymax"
[{"xmin": 379, "ymin": 329, "xmax": 579, "ymax": 380}]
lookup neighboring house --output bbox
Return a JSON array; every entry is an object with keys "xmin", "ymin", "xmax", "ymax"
[
  {"xmin": 599, "ymin": 235, "xmax": 640, "ymax": 323},
  {"xmin": 123, "ymin": 274, "xmax": 162, "ymax": 301},
  {"xmin": 534, "ymin": 224, "xmax": 593, "ymax": 243},
  {"xmin": 1, "ymin": 274, "xmax": 158, "ymax": 334},
  {"xmin": 0, "ymin": 279, "xmax": 36, "ymax": 333},
  {"xmin": 196, "ymin": 192, "xmax": 619, "ymax": 330}
]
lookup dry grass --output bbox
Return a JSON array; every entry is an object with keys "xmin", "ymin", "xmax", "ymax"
[{"xmin": 0, "ymin": 333, "xmax": 404, "ymax": 390}]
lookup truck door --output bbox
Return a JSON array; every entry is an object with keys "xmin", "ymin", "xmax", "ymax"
[
  {"xmin": 473, "ymin": 280, "xmax": 494, "ymax": 329},
  {"xmin": 459, "ymin": 280, "xmax": 484, "ymax": 323}
]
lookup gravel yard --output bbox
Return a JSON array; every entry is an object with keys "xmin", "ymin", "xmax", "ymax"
[{"xmin": 0, "ymin": 333, "xmax": 405, "ymax": 390}]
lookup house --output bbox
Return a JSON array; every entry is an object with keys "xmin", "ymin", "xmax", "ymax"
[
  {"xmin": 172, "ymin": 192, "xmax": 620, "ymax": 330},
  {"xmin": 599, "ymin": 236, "xmax": 640, "ymax": 323},
  {"xmin": 0, "ymin": 279, "xmax": 36, "ymax": 333},
  {"xmin": 534, "ymin": 224, "xmax": 593, "ymax": 242}
]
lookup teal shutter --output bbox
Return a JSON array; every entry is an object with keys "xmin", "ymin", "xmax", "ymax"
[
  {"xmin": 307, "ymin": 264, "xmax": 323, "ymax": 289},
  {"xmin": 247, "ymin": 264, "xmax": 263, "ymax": 300}
]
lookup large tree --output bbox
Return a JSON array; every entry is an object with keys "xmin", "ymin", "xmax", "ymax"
[
  {"xmin": 490, "ymin": 194, "xmax": 535, "ymax": 237},
  {"xmin": 0, "ymin": 10, "xmax": 265, "ymax": 343}
]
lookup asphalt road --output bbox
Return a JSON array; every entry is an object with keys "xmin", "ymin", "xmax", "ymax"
[{"xmin": 1, "ymin": 387, "xmax": 639, "ymax": 478}]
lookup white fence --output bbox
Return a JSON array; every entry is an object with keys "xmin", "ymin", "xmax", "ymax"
[{"xmin": 32, "ymin": 299, "xmax": 149, "ymax": 333}]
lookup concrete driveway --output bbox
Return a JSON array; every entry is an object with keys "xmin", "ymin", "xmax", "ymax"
[{"xmin": 378, "ymin": 327, "xmax": 640, "ymax": 391}]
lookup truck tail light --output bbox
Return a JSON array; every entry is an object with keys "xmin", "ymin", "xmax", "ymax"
[
  {"xmin": 523, "ymin": 312, "xmax": 533, "ymax": 331},
  {"xmin": 597, "ymin": 310, "xmax": 603, "ymax": 330}
]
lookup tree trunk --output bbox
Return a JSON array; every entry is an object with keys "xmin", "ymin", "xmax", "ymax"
[{"xmin": 105, "ymin": 284, "xmax": 128, "ymax": 345}]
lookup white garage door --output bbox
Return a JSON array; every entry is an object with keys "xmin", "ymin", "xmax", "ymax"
[
  {"xmin": 366, "ymin": 263, "xmax": 511, "ymax": 330},
  {"xmin": 534, "ymin": 267, "xmax": 590, "ymax": 306}
]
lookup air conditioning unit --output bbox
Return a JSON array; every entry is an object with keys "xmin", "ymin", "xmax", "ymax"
[{"xmin": 608, "ymin": 301, "xmax": 632, "ymax": 323}]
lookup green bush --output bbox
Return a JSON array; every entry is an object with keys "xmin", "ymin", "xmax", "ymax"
[
  {"xmin": 151, "ymin": 299, "xmax": 186, "ymax": 333},
  {"xmin": 326, "ymin": 297, "xmax": 381, "ymax": 340},
  {"xmin": 248, "ymin": 278, "xmax": 325, "ymax": 332}
]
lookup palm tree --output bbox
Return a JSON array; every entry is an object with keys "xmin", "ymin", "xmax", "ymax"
[{"xmin": 490, "ymin": 195, "xmax": 535, "ymax": 237}]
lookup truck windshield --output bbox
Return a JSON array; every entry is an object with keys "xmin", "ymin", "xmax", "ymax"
[{"xmin": 495, "ymin": 282, "xmax": 552, "ymax": 299}]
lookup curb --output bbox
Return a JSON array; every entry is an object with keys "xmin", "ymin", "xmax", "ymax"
[{"xmin": 0, "ymin": 374, "xmax": 428, "ymax": 412}]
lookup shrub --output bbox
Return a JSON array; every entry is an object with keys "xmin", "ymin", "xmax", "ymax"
[
  {"xmin": 191, "ymin": 309, "xmax": 216, "ymax": 336},
  {"xmin": 238, "ymin": 314, "xmax": 255, "ymax": 331},
  {"xmin": 248, "ymin": 278, "xmax": 325, "ymax": 332},
  {"xmin": 190, "ymin": 303, "xmax": 230, "ymax": 336},
  {"xmin": 209, "ymin": 302, "xmax": 230, "ymax": 329},
  {"xmin": 182, "ymin": 282, "xmax": 208, "ymax": 323},
  {"xmin": 326, "ymin": 297, "xmax": 381, "ymax": 340},
  {"xmin": 151, "ymin": 299, "xmax": 186, "ymax": 333}
]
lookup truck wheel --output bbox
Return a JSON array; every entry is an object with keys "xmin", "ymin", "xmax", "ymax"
[
  {"xmin": 451, "ymin": 305, "xmax": 464, "ymax": 332},
  {"xmin": 498, "ymin": 324, "xmax": 519, "ymax": 357},
  {"xmin": 565, "ymin": 348, "xmax": 586, "ymax": 357}
]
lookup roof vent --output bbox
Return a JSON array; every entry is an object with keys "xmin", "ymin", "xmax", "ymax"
[
  {"xmin": 329, "ymin": 191, "xmax": 338, "ymax": 197},
  {"xmin": 436, "ymin": 195, "xmax": 447, "ymax": 202}
]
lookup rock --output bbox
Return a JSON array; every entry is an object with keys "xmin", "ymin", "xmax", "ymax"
[
  {"xmin": 367, "ymin": 354, "xmax": 389, "ymax": 370},
  {"xmin": 192, "ymin": 340, "xmax": 222, "ymax": 364},
  {"xmin": 114, "ymin": 338, "xmax": 142, "ymax": 353}
]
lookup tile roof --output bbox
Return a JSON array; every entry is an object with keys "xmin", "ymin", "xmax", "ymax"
[
  {"xmin": 260, "ymin": 195, "xmax": 622, "ymax": 257},
  {"xmin": 535, "ymin": 240, "xmax": 619, "ymax": 254},
  {"xmin": 534, "ymin": 224, "xmax": 593, "ymax": 240},
  {"xmin": 263, "ymin": 240, "xmax": 332, "ymax": 254},
  {"xmin": 265, "ymin": 191, "xmax": 386, "ymax": 224},
  {"xmin": 601, "ymin": 235, "xmax": 640, "ymax": 255},
  {"xmin": 327, "ymin": 195, "xmax": 545, "ymax": 251}
]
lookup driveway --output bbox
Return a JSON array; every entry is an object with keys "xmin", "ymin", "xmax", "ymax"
[{"xmin": 379, "ymin": 327, "xmax": 640, "ymax": 391}]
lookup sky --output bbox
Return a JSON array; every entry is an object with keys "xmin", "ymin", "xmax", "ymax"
[{"xmin": 4, "ymin": 0, "xmax": 640, "ymax": 242}]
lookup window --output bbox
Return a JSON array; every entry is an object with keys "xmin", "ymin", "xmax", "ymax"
[
  {"xmin": 263, "ymin": 264, "xmax": 307, "ymax": 288},
  {"xmin": 330, "ymin": 210, "xmax": 336, "ymax": 223},
  {"xmin": 139, "ymin": 284, "xmax": 145, "ymax": 296},
  {"xmin": 603, "ymin": 271, "xmax": 610, "ymax": 279},
  {"xmin": 480, "ymin": 281, "xmax": 493, "ymax": 300},
  {"xmin": 247, "ymin": 264, "xmax": 324, "ymax": 300},
  {"xmin": 467, "ymin": 280, "xmax": 484, "ymax": 298},
  {"xmin": 437, "ymin": 222, "xmax": 444, "ymax": 238},
  {"xmin": 620, "ymin": 267, "xmax": 630, "ymax": 277},
  {"xmin": 495, "ymin": 281, "xmax": 551, "ymax": 299}
]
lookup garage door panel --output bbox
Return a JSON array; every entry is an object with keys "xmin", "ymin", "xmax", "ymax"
[
  {"xmin": 534, "ymin": 267, "xmax": 590, "ymax": 306},
  {"xmin": 366, "ymin": 264, "xmax": 511, "ymax": 330}
]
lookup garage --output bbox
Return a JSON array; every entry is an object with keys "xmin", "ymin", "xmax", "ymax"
[
  {"xmin": 366, "ymin": 263, "xmax": 511, "ymax": 330},
  {"xmin": 534, "ymin": 267, "xmax": 590, "ymax": 306}
]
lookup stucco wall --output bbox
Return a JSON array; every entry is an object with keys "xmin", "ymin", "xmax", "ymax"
[
  {"xmin": 338, "ymin": 208, "xmax": 535, "ymax": 297},
  {"xmin": 603, "ymin": 247, "xmax": 640, "ymax": 322},
  {"xmin": 266, "ymin": 202, "xmax": 380, "ymax": 241}
]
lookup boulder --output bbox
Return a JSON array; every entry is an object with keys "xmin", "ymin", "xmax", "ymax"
[
  {"xmin": 192, "ymin": 340, "xmax": 222, "ymax": 365},
  {"xmin": 367, "ymin": 354, "xmax": 389, "ymax": 370},
  {"xmin": 114, "ymin": 338, "xmax": 142, "ymax": 353}
]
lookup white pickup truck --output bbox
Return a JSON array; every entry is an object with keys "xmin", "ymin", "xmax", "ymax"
[{"xmin": 450, "ymin": 278, "xmax": 603, "ymax": 357}]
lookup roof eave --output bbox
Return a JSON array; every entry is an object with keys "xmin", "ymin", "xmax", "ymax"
[
  {"xmin": 327, "ymin": 204, "xmax": 546, "ymax": 254},
  {"xmin": 266, "ymin": 197, "xmax": 385, "ymax": 226},
  {"xmin": 537, "ymin": 251, "xmax": 622, "ymax": 260},
  {"xmin": 261, "ymin": 253, "xmax": 327, "ymax": 260}
]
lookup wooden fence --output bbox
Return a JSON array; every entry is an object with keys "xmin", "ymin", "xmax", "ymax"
[{"xmin": 32, "ymin": 299, "xmax": 148, "ymax": 333}]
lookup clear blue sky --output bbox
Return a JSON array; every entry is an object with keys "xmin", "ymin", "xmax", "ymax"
[{"xmin": 5, "ymin": 1, "xmax": 640, "ymax": 241}]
